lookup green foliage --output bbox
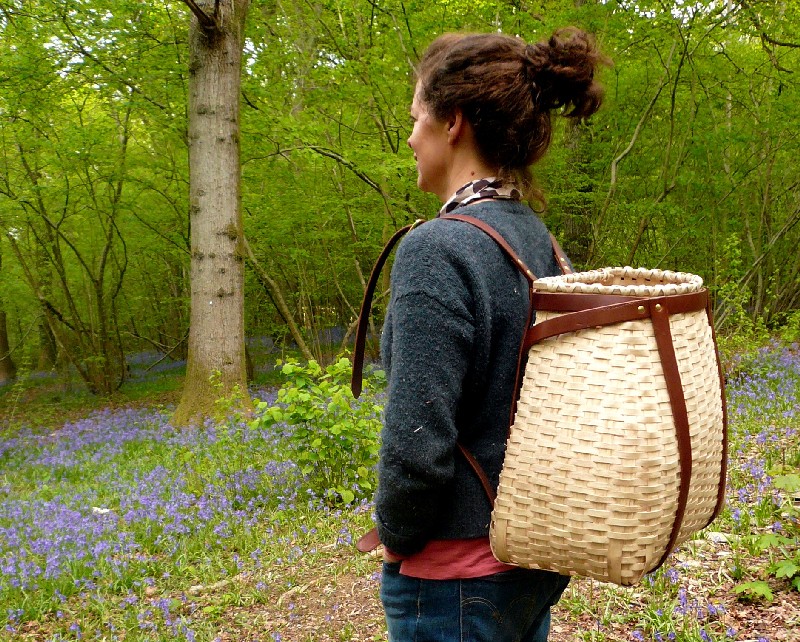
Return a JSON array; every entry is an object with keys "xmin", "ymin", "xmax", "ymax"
[
  {"xmin": 733, "ymin": 580, "xmax": 774, "ymax": 603},
  {"xmin": 761, "ymin": 502, "xmax": 800, "ymax": 591},
  {"xmin": 779, "ymin": 310, "xmax": 800, "ymax": 345},
  {"xmin": 252, "ymin": 357, "xmax": 385, "ymax": 505},
  {"xmin": 714, "ymin": 235, "xmax": 769, "ymax": 336},
  {"xmin": 4, "ymin": 0, "xmax": 800, "ymax": 385},
  {"xmin": 210, "ymin": 370, "xmax": 251, "ymax": 423},
  {"xmin": 774, "ymin": 474, "xmax": 800, "ymax": 494},
  {"xmin": 713, "ymin": 235, "xmax": 773, "ymax": 371}
]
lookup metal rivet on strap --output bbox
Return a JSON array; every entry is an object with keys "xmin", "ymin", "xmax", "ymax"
[
  {"xmin": 637, "ymin": 305, "xmax": 645, "ymax": 314},
  {"xmin": 655, "ymin": 304, "xmax": 663, "ymax": 312}
]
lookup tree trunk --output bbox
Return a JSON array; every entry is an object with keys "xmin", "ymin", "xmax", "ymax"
[
  {"xmin": 0, "ymin": 309, "xmax": 16, "ymax": 385},
  {"xmin": 173, "ymin": 0, "xmax": 252, "ymax": 425},
  {"xmin": 37, "ymin": 321, "xmax": 57, "ymax": 371},
  {"xmin": 0, "ymin": 253, "xmax": 16, "ymax": 384}
]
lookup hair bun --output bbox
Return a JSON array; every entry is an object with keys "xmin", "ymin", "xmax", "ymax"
[{"xmin": 524, "ymin": 27, "xmax": 609, "ymax": 119}]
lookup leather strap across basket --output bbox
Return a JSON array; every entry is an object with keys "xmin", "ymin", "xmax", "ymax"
[{"xmin": 351, "ymin": 215, "xmax": 728, "ymax": 586}]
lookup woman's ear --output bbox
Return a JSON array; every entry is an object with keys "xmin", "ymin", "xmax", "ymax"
[{"xmin": 447, "ymin": 108, "xmax": 465, "ymax": 144}]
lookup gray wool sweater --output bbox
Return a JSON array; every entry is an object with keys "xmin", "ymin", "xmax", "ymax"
[{"xmin": 375, "ymin": 199, "xmax": 566, "ymax": 556}]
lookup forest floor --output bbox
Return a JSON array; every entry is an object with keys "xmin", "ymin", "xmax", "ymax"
[
  {"xmin": 0, "ymin": 343, "xmax": 798, "ymax": 641},
  {"xmin": 176, "ymin": 537, "xmax": 800, "ymax": 642}
]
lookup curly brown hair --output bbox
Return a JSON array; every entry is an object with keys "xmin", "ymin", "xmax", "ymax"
[{"xmin": 415, "ymin": 28, "xmax": 609, "ymax": 206}]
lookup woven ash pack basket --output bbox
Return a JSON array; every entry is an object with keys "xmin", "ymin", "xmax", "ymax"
[
  {"xmin": 350, "ymin": 215, "xmax": 728, "ymax": 586},
  {"xmin": 490, "ymin": 264, "xmax": 728, "ymax": 586}
]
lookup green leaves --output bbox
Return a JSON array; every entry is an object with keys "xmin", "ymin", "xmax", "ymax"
[
  {"xmin": 251, "ymin": 356, "xmax": 384, "ymax": 505},
  {"xmin": 4, "ymin": 0, "xmax": 800, "ymax": 394},
  {"xmin": 773, "ymin": 560, "xmax": 800, "ymax": 581},
  {"xmin": 733, "ymin": 580, "xmax": 774, "ymax": 603},
  {"xmin": 738, "ymin": 523, "xmax": 800, "ymax": 596},
  {"xmin": 773, "ymin": 474, "xmax": 800, "ymax": 494}
]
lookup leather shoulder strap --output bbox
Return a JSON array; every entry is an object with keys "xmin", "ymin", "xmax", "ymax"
[
  {"xmin": 350, "ymin": 220, "xmax": 423, "ymax": 398},
  {"xmin": 441, "ymin": 214, "xmax": 573, "ymax": 279},
  {"xmin": 350, "ymin": 214, "xmax": 569, "ymax": 398},
  {"xmin": 548, "ymin": 231, "xmax": 573, "ymax": 275}
]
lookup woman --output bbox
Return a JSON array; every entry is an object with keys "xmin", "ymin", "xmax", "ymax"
[{"xmin": 375, "ymin": 28, "xmax": 607, "ymax": 641}]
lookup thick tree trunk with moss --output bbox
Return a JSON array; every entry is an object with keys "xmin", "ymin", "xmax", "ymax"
[{"xmin": 173, "ymin": 0, "xmax": 252, "ymax": 426}]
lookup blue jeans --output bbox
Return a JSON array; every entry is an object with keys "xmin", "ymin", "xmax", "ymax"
[{"xmin": 380, "ymin": 562, "xmax": 569, "ymax": 642}]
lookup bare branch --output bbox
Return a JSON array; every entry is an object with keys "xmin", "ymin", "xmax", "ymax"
[
  {"xmin": 760, "ymin": 34, "xmax": 794, "ymax": 73},
  {"xmin": 241, "ymin": 233, "xmax": 315, "ymax": 362},
  {"xmin": 587, "ymin": 42, "xmax": 676, "ymax": 265},
  {"xmin": 179, "ymin": 0, "xmax": 218, "ymax": 31},
  {"xmin": 739, "ymin": 0, "xmax": 796, "ymax": 72},
  {"xmin": 60, "ymin": 20, "xmax": 169, "ymax": 111},
  {"xmin": 761, "ymin": 31, "xmax": 800, "ymax": 49},
  {"xmin": 245, "ymin": 145, "xmax": 383, "ymax": 194}
]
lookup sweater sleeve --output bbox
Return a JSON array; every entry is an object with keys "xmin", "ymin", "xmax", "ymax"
[{"xmin": 374, "ymin": 226, "xmax": 477, "ymax": 555}]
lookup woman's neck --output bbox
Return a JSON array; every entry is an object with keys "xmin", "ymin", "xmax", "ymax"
[{"xmin": 439, "ymin": 162, "xmax": 496, "ymax": 203}]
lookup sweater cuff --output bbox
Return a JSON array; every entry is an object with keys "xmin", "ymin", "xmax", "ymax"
[{"xmin": 376, "ymin": 516, "xmax": 427, "ymax": 557}]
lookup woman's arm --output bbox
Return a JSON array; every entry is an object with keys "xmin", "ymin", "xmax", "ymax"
[{"xmin": 374, "ymin": 228, "xmax": 477, "ymax": 556}]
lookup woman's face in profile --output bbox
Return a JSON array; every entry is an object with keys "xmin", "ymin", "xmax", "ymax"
[{"xmin": 407, "ymin": 84, "xmax": 451, "ymax": 200}]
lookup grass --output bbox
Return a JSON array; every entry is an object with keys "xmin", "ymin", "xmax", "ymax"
[{"xmin": 0, "ymin": 343, "xmax": 798, "ymax": 641}]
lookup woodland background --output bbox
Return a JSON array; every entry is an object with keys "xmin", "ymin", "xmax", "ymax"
[{"xmin": 1, "ymin": 0, "xmax": 799, "ymax": 398}]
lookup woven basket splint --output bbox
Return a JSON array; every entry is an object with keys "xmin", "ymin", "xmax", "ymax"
[{"xmin": 490, "ymin": 267, "xmax": 728, "ymax": 586}]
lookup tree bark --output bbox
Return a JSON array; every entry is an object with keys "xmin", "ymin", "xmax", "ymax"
[
  {"xmin": 0, "ymin": 310, "xmax": 16, "ymax": 385},
  {"xmin": 173, "ymin": 0, "xmax": 253, "ymax": 425},
  {"xmin": 0, "ymin": 252, "xmax": 16, "ymax": 384},
  {"xmin": 37, "ymin": 321, "xmax": 57, "ymax": 371},
  {"xmin": 0, "ymin": 257, "xmax": 17, "ymax": 384}
]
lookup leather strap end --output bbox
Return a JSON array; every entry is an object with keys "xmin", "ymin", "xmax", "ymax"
[
  {"xmin": 356, "ymin": 527, "xmax": 381, "ymax": 553},
  {"xmin": 351, "ymin": 221, "xmax": 422, "ymax": 401}
]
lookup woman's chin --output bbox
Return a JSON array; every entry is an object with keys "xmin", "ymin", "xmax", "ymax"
[{"xmin": 416, "ymin": 176, "xmax": 440, "ymax": 199}]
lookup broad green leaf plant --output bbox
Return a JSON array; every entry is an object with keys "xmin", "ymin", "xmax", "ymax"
[{"xmin": 252, "ymin": 357, "xmax": 385, "ymax": 505}]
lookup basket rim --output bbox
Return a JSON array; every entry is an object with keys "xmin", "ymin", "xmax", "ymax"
[{"xmin": 533, "ymin": 266, "xmax": 703, "ymax": 297}]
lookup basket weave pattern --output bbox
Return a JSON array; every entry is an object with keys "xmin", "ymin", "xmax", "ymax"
[{"xmin": 489, "ymin": 268, "xmax": 725, "ymax": 586}]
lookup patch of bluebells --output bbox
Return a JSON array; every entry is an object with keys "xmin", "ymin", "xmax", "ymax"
[
  {"xmin": 126, "ymin": 352, "xmax": 187, "ymax": 380},
  {"xmin": 722, "ymin": 343, "xmax": 800, "ymax": 530},
  {"xmin": 0, "ymin": 497, "xmax": 139, "ymax": 591},
  {"xmin": 665, "ymin": 587, "xmax": 741, "ymax": 640},
  {"xmin": 643, "ymin": 564, "xmax": 682, "ymax": 589},
  {"xmin": 673, "ymin": 588, "xmax": 726, "ymax": 623},
  {"xmin": 10, "ymin": 408, "xmax": 172, "ymax": 470},
  {"xmin": 726, "ymin": 341, "xmax": 800, "ymax": 424},
  {"xmin": 0, "ymin": 401, "xmax": 340, "ymax": 626}
]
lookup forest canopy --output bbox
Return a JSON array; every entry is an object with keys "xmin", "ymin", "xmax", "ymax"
[{"xmin": 1, "ymin": 0, "xmax": 798, "ymax": 392}]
